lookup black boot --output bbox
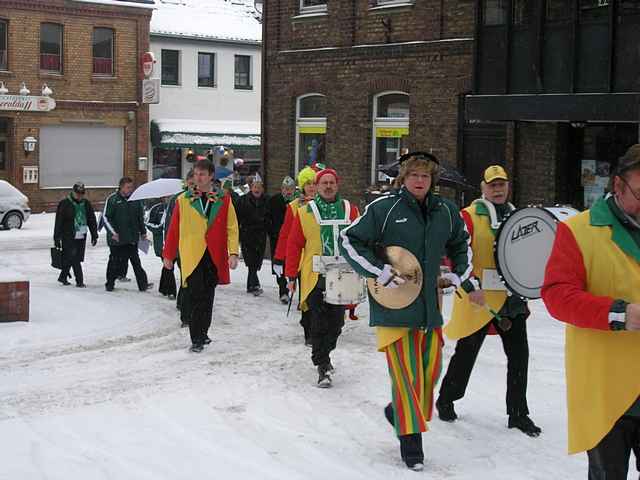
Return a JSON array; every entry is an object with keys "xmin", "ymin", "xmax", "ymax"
[
  {"xmin": 436, "ymin": 398, "xmax": 458, "ymax": 422},
  {"xmin": 317, "ymin": 364, "xmax": 332, "ymax": 388},
  {"xmin": 508, "ymin": 415, "xmax": 541, "ymax": 437},
  {"xmin": 399, "ymin": 433, "xmax": 424, "ymax": 471},
  {"xmin": 384, "ymin": 403, "xmax": 395, "ymax": 427}
]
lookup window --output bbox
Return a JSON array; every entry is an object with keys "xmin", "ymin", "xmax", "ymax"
[
  {"xmin": 296, "ymin": 94, "xmax": 327, "ymax": 172},
  {"xmin": 372, "ymin": 92, "xmax": 410, "ymax": 183},
  {"xmin": 300, "ymin": 0, "xmax": 327, "ymax": 13},
  {"xmin": 198, "ymin": 52, "xmax": 216, "ymax": 88},
  {"xmin": 512, "ymin": 0, "xmax": 530, "ymax": 25},
  {"xmin": 93, "ymin": 28, "xmax": 114, "ymax": 76},
  {"xmin": 152, "ymin": 148, "xmax": 182, "ymax": 180},
  {"xmin": 483, "ymin": 0, "xmax": 507, "ymax": 25},
  {"xmin": 161, "ymin": 49, "xmax": 180, "ymax": 86},
  {"xmin": 0, "ymin": 20, "xmax": 7, "ymax": 71},
  {"xmin": 234, "ymin": 55, "xmax": 252, "ymax": 89},
  {"xmin": 40, "ymin": 23, "xmax": 63, "ymax": 72}
]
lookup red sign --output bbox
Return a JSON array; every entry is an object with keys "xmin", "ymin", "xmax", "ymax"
[{"xmin": 141, "ymin": 52, "xmax": 155, "ymax": 78}]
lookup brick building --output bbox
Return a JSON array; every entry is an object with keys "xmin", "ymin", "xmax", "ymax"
[
  {"xmin": 262, "ymin": 0, "xmax": 476, "ymax": 203},
  {"xmin": 0, "ymin": 0, "xmax": 153, "ymax": 213}
]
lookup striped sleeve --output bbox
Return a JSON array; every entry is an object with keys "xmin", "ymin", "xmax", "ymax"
[
  {"xmin": 102, "ymin": 193, "xmax": 117, "ymax": 235},
  {"xmin": 340, "ymin": 197, "xmax": 387, "ymax": 278},
  {"xmin": 446, "ymin": 206, "xmax": 474, "ymax": 287}
]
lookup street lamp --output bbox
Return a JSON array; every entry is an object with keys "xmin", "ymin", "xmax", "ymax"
[
  {"xmin": 41, "ymin": 83, "xmax": 53, "ymax": 96},
  {"xmin": 19, "ymin": 82, "xmax": 30, "ymax": 96},
  {"xmin": 0, "ymin": 81, "xmax": 7, "ymax": 95},
  {"xmin": 23, "ymin": 136, "xmax": 38, "ymax": 154}
]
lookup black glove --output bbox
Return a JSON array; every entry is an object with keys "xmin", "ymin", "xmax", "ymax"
[{"xmin": 91, "ymin": 236, "xmax": 98, "ymax": 246}]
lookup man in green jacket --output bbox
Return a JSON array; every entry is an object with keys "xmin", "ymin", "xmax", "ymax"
[
  {"xmin": 341, "ymin": 152, "xmax": 477, "ymax": 471},
  {"xmin": 103, "ymin": 176, "xmax": 151, "ymax": 292}
]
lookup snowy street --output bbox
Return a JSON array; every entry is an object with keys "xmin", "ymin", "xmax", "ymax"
[{"xmin": 0, "ymin": 214, "xmax": 585, "ymax": 479}]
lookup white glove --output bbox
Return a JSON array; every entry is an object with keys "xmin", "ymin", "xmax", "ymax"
[
  {"xmin": 273, "ymin": 264, "xmax": 283, "ymax": 276},
  {"xmin": 440, "ymin": 272, "xmax": 461, "ymax": 289},
  {"xmin": 376, "ymin": 264, "xmax": 406, "ymax": 289}
]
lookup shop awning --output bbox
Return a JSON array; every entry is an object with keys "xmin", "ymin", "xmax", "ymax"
[
  {"xmin": 465, "ymin": 93, "xmax": 640, "ymax": 123},
  {"xmin": 150, "ymin": 119, "xmax": 261, "ymax": 149}
]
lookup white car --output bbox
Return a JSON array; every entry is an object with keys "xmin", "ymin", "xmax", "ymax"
[{"xmin": 0, "ymin": 180, "xmax": 31, "ymax": 229}]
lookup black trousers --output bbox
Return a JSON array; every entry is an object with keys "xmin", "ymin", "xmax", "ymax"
[
  {"xmin": 269, "ymin": 233, "xmax": 288, "ymax": 297},
  {"xmin": 439, "ymin": 314, "xmax": 530, "ymax": 417},
  {"xmin": 241, "ymin": 232, "xmax": 266, "ymax": 291},
  {"xmin": 587, "ymin": 415, "xmax": 640, "ymax": 480},
  {"xmin": 106, "ymin": 244, "xmax": 149, "ymax": 291},
  {"xmin": 185, "ymin": 253, "xmax": 218, "ymax": 345},
  {"xmin": 306, "ymin": 287, "xmax": 345, "ymax": 366},
  {"xmin": 60, "ymin": 238, "xmax": 85, "ymax": 285},
  {"xmin": 159, "ymin": 266, "xmax": 176, "ymax": 297}
]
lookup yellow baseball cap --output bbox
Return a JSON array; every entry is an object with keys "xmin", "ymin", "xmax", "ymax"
[{"xmin": 483, "ymin": 165, "xmax": 509, "ymax": 183}]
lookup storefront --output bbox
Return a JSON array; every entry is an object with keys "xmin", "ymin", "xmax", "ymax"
[{"xmin": 150, "ymin": 119, "xmax": 261, "ymax": 180}]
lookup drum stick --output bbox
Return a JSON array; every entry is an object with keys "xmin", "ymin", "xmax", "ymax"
[{"xmin": 454, "ymin": 289, "xmax": 504, "ymax": 322}]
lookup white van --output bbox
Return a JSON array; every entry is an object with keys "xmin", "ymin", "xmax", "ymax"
[{"xmin": 0, "ymin": 180, "xmax": 31, "ymax": 229}]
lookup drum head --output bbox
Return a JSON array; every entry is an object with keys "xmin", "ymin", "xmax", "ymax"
[
  {"xmin": 367, "ymin": 246, "xmax": 423, "ymax": 310},
  {"xmin": 494, "ymin": 207, "xmax": 563, "ymax": 299}
]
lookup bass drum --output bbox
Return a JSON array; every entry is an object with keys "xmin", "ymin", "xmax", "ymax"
[{"xmin": 494, "ymin": 206, "xmax": 579, "ymax": 299}]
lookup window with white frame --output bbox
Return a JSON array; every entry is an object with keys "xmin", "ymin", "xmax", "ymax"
[
  {"xmin": 296, "ymin": 94, "xmax": 327, "ymax": 173},
  {"xmin": 300, "ymin": 0, "xmax": 327, "ymax": 14},
  {"xmin": 371, "ymin": 92, "xmax": 410, "ymax": 183}
]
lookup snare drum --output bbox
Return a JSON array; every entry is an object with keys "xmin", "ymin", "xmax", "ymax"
[
  {"xmin": 324, "ymin": 264, "xmax": 367, "ymax": 305},
  {"xmin": 494, "ymin": 206, "xmax": 579, "ymax": 299}
]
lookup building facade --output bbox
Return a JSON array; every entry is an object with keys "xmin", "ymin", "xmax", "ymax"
[
  {"xmin": 262, "ymin": 0, "xmax": 476, "ymax": 201},
  {"xmin": 466, "ymin": 0, "xmax": 640, "ymax": 208},
  {"xmin": 149, "ymin": 0, "xmax": 262, "ymax": 181},
  {"xmin": 0, "ymin": 0, "xmax": 153, "ymax": 212}
]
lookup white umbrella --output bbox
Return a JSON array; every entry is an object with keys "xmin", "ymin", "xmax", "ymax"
[{"xmin": 128, "ymin": 178, "xmax": 183, "ymax": 202}]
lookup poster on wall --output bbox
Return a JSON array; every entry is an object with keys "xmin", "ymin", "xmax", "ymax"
[
  {"xmin": 584, "ymin": 185, "xmax": 603, "ymax": 209},
  {"xmin": 581, "ymin": 159, "xmax": 597, "ymax": 186}
]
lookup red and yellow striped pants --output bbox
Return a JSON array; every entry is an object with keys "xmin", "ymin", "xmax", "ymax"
[{"xmin": 384, "ymin": 328, "xmax": 443, "ymax": 436}]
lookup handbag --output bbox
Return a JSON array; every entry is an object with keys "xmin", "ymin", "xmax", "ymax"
[{"xmin": 50, "ymin": 247, "xmax": 63, "ymax": 270}]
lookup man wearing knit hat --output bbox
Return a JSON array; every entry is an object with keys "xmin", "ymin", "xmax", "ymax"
[
  {"xmin": 273, "ymin": 165, "xmax": 320, "ymax": 345},
  {"xmin": 285, "ymin": 168, "xmax": 360, "ymax": 387},
  {"xmin": 268, "ymin": 176, "xmax": 298, "ymax": 303}
]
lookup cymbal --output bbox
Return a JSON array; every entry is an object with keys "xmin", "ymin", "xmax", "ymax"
[{"xmin": 366, "ymin": 246, "xmax": 423, "ymax": 309}]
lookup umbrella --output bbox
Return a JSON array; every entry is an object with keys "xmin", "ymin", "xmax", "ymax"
[
  {"xmin": 377, "ymin": 161, "xmax": 474, "ymax": 190},
  {"xmin": 128, "ymin": 178, "xmax": 183, "ymax": 202}
]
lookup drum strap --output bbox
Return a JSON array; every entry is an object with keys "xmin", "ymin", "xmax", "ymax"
[
  {"xmin": 474, "ymin": 199, "xmax": 515, "ymax": 230},
  {"xmin": 309, "ymin": 200, "xmax": 352, "ymax": 256}
]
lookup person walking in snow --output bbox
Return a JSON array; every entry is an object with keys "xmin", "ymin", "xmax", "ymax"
[
  {"xmin": 268, "ymin": 176, "xmax": 297, "ymax": 303},
  {"xmin": 285, "ymin": 168, "xmax": 359, "ymax": 388},
  {"xmin": 163, "ymin": 159, "xmax": 239, "ymax": 353},
  {"xmin": 145, "ymin": 198, "xmax": 176, "ymax": 299},
  {"xmin": 234, "ymin": 173, "xmax": 269, "ymax": 296},
  {"xmin": 103, "ymin": 177, "xmax": 152, "ymax": 293},
  {"xmin": 340, "ymin": 152, "xmax": 474, "ymax": 471},
  {"xmin": 542, "ymin": 145, "xmax": 640, "ymax": 479},
  {"xmin": 273, "ymin": 165, "xmax": 320, "ymax": 345},
  {"xmin": 437, "ymin": 165, "xmax": 541, "ymax": 438},
  {"xmin": 53, "ymin": 181, "xmax": 98, "ymax": 287}
]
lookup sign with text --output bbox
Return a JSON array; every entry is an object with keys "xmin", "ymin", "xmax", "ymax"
[
  {"xmin": 142, "ymin": 78, "xmax": 160, "ymax": 104},
  {"xmin": 376, "ymin": 127, "xmax": 409, "ymax": 138},
  {"xmin": 0, "ymin": 95, "xmax": 56, "ymax": 112}
]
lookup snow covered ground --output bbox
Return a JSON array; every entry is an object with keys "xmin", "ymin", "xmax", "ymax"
[{"xmin": 0, "ymin": 213, "xmax": 587, "ymax": 479}]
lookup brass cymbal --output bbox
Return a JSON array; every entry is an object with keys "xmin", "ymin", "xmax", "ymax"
[{"xmin": 366, "ymin": 246, "xmax": 423, "ymax": 310}]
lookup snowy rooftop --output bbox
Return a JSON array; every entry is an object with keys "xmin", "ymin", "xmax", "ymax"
[
  {"xmin": 155, "ymin": 118, "xmax": 260, "ymax": 135},
  {"xmin": 151, "ymin": 0, "xmax": 262, "ymax": 44}
]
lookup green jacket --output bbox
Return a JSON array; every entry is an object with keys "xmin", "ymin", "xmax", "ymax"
[
  {"xmin": 340, "ymin": 188, "xmax": 473, "ymax": 329},
  {"xmin": 104, "ymin": 191, "xmax": 146, "ymax": 247}
]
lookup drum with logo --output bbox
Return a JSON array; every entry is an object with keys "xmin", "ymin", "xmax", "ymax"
[
  {"xmin": 324, "ymin": 264, "xmax": 368, "ymax": 305},
  {"xmin": 494, "ymin": 206, "xmax": 579, "ymax": 299}
]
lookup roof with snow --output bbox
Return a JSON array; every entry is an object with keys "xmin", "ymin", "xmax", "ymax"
[
  {"xmin": 151, "ymin": 0, "xmax": 262, "ymax": 44},
  {"xmin": 151, "ymin": 119, "xmax": 261, "ymax": 148}
]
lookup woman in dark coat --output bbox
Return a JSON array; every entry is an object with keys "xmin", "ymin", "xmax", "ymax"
[{"xmin": 53, "ymin": 182, "xmax": 98, "ymax": 287}]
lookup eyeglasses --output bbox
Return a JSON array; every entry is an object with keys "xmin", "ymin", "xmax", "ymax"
[{"xmin": 619, "ymin": 175, "xmax": 640, "ymax": 203}]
